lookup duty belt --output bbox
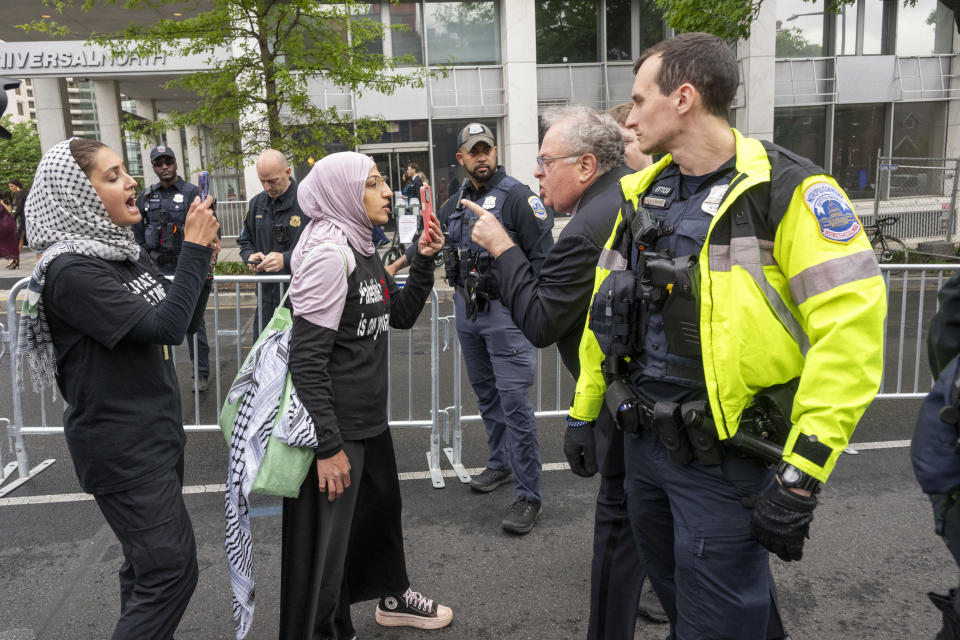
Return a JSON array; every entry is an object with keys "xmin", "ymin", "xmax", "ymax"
[{"xmin": 606, "ymin": 381, "xmax": 787, "ymax": 467}]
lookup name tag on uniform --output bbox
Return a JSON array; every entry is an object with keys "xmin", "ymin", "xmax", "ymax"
[
  {"xmin": 482, "ymin": 195, "xmax": 497, "ymax": 209},
  {"xmin": 642, "ymin": 196, "xmax": 667, "ymax": 208},
  {"xmin": 173, "ymin": 193, "xmax": 184, "ymax": 203},
  {"xmin": 701, "ymin": 184, "xmax": 729, "ymax": 215}
]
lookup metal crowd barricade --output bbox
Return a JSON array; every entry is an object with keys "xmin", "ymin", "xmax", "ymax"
[
  {"xmin": 0, "ymin": 263, "xmax": 957, "ymax": 496},
  {"xmin": 1, "ymin": 274, "xmax": 449, "ymax": 494}
]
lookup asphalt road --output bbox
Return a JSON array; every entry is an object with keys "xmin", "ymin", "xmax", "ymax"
[{"xmin": 0, "ymin": 274, "xmax": 957, "ymax": 639}]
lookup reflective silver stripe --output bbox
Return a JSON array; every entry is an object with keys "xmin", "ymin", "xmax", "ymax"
[
  {"xmin": 789, "ymin": 250, "xmax": 880, "ymax": 306},
  {"xmin": 597, "ymin": 247, "xmax": 627, "ymax": 271},
  {"xmin": 708, "ymin": 240, "xmax": 773, "ymax": 272},
  {"xmin": 708, "ymin": 244, "xmax": 731, "ymax": 271},
  {"xmin": 727, "ymin": 236, "xmax": 811, "ymax": 354}
]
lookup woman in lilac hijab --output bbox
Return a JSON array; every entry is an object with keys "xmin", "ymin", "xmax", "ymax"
[{"xmin": 281, "ymin": 152, "xmax": 450, "ymax": 639}]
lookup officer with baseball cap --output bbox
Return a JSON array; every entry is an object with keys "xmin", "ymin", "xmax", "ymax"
[
  {"xmin": 440, "ymin": 122, "xmax": 556, "ymax": 533},
  {"xmin": 133, "ymin": 145, "xmax": 217, "ymax": 392}
]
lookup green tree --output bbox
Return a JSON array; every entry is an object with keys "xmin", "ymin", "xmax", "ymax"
[
  {"xmin": 654, "ymin": 0, "xmax": 920, "ymax": 43},
  {"xmin": 0, "ymin": 116, "xmax": 42, "ymax": 190},
  {"xmin": 775, "ymin": 26, "xmax": 822, "ymax": 57},
  {"xmin": 20, "ymin": 0, "xmax": 434, "ymax": 169}
]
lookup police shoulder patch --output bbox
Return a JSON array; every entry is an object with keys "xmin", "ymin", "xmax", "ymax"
[
  {"xmin": 528, "ymin": 195, "xmax": 548, "ymax": 220},
  {"xmin": 803, "ymin": 181, "xmax": 861, "ymax": 243}
]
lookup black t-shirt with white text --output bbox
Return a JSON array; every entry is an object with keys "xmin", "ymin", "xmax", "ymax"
[{"xmin": 44, "ymin": 249, "xmax": 186, "ymax": 494}]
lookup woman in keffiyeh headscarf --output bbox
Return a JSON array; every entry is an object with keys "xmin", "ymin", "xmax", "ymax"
[
  {"xmin": 276, "ymin": 151, "xmax": 452, "ymax": 639},
  {"xmin": 17, "ymin": 138, "xmax": 219, "ymax": 639}
]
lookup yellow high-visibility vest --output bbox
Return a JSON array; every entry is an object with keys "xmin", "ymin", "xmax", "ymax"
[{"xmin": 571, "ymin": 129, "xmax": 887, "ymax": 483}]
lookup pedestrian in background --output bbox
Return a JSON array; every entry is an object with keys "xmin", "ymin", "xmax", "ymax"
[
  {"xmin": 0, "ymin": 194, "xmax": 18, "ymax": 269},
  {"xmin": 7, "ymin": 178, "xmax": 27, "ymax": 269},
  {"xmin": 17, "ymin": 137, "xmax": 219, "ymax": 640},
  {"xmin": 133, "ymin": 145, "xmax": 216, "ymax": 392},
  {"xmin": 238, "ymin": 149, "xmax": 305, "ymax": 336},
  {"xmin": 281, "ymin": 151, "xmax": 452, "ymax": 639},
  {"xmin": 607, "ymin": 103, "xmax": 653, "ymax": 172}
]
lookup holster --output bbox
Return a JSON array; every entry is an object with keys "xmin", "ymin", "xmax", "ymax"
[{"xmin": 653, "ymin": 401, "xmax": 694, "ymax": 464}]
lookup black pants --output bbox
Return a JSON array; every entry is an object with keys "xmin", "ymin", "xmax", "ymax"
[
  {"xmin": 93, "ymin": 458, "xmax": 198, "ymax": 640},
  {"xmin": 252, "ymin": 282, "xmax": 287, "ymax": 337},
  {"xmin": 589, "ymin": 409, "xmax": 646, "ymax": 640},
  {"xmin": 280, "ymin": 429, "xmax": 410, "ymax": 640}
]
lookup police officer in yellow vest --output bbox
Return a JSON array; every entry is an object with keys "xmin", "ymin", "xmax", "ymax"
[{"xmin": 570, "ymin": 33, "xmax": 886, "ymax": 638}]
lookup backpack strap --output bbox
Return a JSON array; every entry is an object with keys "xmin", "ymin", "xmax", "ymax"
[{"xmin": 276, "ymin": 242, "xmax": 350, "ymax": 309}]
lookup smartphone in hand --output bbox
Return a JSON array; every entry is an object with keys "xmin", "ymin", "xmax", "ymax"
[
  {"xmin": 420, "ymin": 185, "xmax": 435, "ymax": 242},
  {"xmin": 199, "ymin": 171, "xmax": 210, "ymax": 201}
]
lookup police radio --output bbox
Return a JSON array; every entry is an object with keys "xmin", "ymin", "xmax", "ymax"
[{"xmin": 198, "ymin": 171, "xmax": 210, "ymax": 201}]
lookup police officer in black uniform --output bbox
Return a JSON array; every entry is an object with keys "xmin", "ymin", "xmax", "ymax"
[
  {"xmin": 238, "ymin": 149, "xmax": 305, "ymax": 336},
  {"xmin": 133, "ymin": 145, "xmax": 214, "ymax": 392},
  {"xmin": 916, "ymin": 270, "xmax": 960, "ymax": 639}
]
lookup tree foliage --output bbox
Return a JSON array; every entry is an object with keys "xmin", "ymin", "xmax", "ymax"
[
  {"xmin": 19, "ymin": 0, "xmax": 434, "ymax": 169},
  {"xmin": 775, "ymin": 26, "xmax": 822, "ymax": 57},
  {"xmin": 654, "ymin": 0, "xmax": 919, "ymax": 43},
  {"xmin": 0, "ymin": 117, "xmax": 42, "ymax": 190}
]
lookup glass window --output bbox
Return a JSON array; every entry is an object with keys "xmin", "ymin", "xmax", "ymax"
[
  {"xmin": 889, "ymin": 102, "xmax": 947, "ymax": 196},
  {"xmin": 431, "ymin": 118, "xmax": 499, "ymax": 199},
  {"xmin": 391, "ymin": 3, "xmax": 423, "ymax": 65},
  {"xmin": 352, "ymin": 3, "xmax": 384, "ymax": 56},
  {"xmin": 834, "ymin": 2, "xmax": 857, "ymax": 55},
  {"xmin": 536, "ymin": 0, "xmax": 600, "ymax": 63},
  {"xmin": 896, "ymin": 0, "xmax": 954, "ymax": 56},
  {"xmin": 367, "ymin": 120, "xmax": 429, "ymax": 145},
  {"xmin": 774, "ymin": 106, "xmax": 827, "ymax": 166},
  {"xmin": 637, "ymin": 0, "xmax": 666, "ymax": 52},
  {"xmin": 606, "ymin": 0, "xmax": 632, "ymax": 61},
  {"xmin": 833, "ymin": 104, "xmax": 887, "ymax": 199},
  {"xmin": 776, "ymin": 0, "xmax": 827, "ymax": 58},
  {"xmin": 426, "ymin": 1, "xmax": 500, "ymax": 65},
  {"xmin": 892, "ymin": 101, "xmax": 946, "ymax": 157},
  {"xmin": 863, "ymin": 0, "xmax": 893, "ymax": 55}
]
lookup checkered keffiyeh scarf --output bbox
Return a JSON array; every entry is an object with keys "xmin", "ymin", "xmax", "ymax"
[
  {"xmin": 224, "ymin": 326, "xmax": 318, "ymax": 639},
  {"xmin": 16, "ymin": 139, "xmax": 140, "ymax": 396}
]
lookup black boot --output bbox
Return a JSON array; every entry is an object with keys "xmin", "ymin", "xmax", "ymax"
[{"xmin": 929, "ymin": 589, "xmax": 960, "ymax": 640}]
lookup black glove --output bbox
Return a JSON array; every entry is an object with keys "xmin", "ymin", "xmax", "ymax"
[
  {"xmin": 564, "ymin": 417, "xmax": 598, "ymax": 478},
  {"xmin": 749, "ymin": 481, "xmax": 817, "ymax": 562}
]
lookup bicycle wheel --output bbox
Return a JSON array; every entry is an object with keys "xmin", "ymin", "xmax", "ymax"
[
  {"xmin": 872, "ymin": 235, "xmax": 907, "ymax": 263},
  {"xmin": 382, "ymin": 247, "xmax": 403, "ymax": 267}
]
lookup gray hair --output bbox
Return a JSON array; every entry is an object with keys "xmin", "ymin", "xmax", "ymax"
[{"xmin": 541, "ymin": 105, "xmax": 624, "ymax": 176}]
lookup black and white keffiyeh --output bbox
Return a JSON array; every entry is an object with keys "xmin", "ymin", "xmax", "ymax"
[
  {"xmin": 16, "ymin": 138, "xmax": 140, "ymax": 396},
  {"xmin": 225, "ymin": 327, "xmax": 318, "ymax": 639}
]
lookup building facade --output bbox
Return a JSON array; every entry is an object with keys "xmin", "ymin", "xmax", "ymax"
[{"xmin": 1, "ymin": 0, "xmax": 957, "ymax": 213}]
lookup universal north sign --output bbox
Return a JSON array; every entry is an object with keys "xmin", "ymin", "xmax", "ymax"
[{"xmin": 0, "ymin": 41, "xmax": 214, "ymax": 77}]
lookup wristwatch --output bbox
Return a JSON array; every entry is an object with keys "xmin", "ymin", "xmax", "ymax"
[{"xmin": 777, "ymin": 462, "xmax": 821, "ymax": 494}]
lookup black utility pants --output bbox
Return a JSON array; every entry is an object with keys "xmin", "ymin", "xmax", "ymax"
[
  {"xmin": 93, "ymin": 459, "xmax": 199, "ymax": 640},
  {"xmin": 589, "ymin": 409, "xmax": 646, "ymax": 640}
]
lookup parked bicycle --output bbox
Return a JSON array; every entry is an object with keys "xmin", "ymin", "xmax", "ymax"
[
  {"xmin": 865, "ymin": 216, "xmax": 907, "ymax": 263},
  {"xmin": 379, "ymin": 227, "xmax": 445, "ymax": 269},
  {"xmin": 380, "ymin": 227, "xmax": 406, "ymax": 267}
]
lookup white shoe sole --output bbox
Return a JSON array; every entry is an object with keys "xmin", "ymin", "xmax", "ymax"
[{"xmin": 375, "ymin": 604, "xmax": 453, "ymax": 629}]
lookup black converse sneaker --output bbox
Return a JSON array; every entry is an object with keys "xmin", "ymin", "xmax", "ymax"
[{"xmin": 375, "ymin": 587, "xmax": 453, "ymax": 629}]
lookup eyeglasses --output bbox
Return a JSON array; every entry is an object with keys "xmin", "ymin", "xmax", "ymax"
[
  {"xmin": 152, "ymin": 158, "xmax": 175, "ymax": 168},
  {"xmin": 535, "ymin": 154, "xmax": 579, "ymax": 173},
  {"xmin": 365, "ymin": 175, "xmax": 389, "ymax": 190}
]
